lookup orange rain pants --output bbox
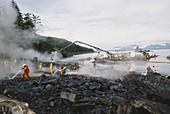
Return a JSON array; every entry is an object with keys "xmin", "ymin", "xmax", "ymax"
[{"xmin": 22, "ymin": 66, "xmax": 29, "ymax": 78}]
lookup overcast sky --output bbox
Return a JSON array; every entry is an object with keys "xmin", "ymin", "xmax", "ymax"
[{"xmin": 15, "ymin": 0, "xmax": 170, "ymax": 49}]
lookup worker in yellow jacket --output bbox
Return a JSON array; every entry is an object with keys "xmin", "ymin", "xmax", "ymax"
[
  {"xmin": 152, "ymin": 66, "xmax": 156, "ymax": 73},
  {"xmin": 39, "ymin": 63, "xmax": 43, "ymax": 71},
  {"xmin": 50, "ymin": 63, "xmax": 54, "ymax": 74}
]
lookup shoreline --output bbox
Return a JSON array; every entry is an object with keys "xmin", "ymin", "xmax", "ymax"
[{"xmin": 0, "ymin": 72, "xmax": 170, "ymax": 113}]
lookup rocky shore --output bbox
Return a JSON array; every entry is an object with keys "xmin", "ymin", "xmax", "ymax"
[{"xmin": 0, "ymin": 72, "xmax": 170, "ymax": 114}]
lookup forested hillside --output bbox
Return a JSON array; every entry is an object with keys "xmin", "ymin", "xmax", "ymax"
[
  {"xmin": 12, "ymin": 0, "xmax": 94, "ymax": 57},
  {"xmin": 32, "ymin": 35, "xmax": 94, "ymax": 57}
]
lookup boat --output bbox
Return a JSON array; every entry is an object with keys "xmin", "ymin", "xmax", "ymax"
[{"xmin": 96, "ymin": 47, "xmax": 158, "ymax": 61}]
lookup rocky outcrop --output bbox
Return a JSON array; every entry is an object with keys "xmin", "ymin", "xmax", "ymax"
[
  {"xmin": 0, "ymin": 73, "xmax": 169, "ymax": 114},
  {"xmin": 0, "ymin": 95, "xmax": 35, "ymax": 114}
]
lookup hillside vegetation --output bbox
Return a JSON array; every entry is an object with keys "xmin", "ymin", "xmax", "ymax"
[
  {"xmin": 12, "ymin": 0, "xmax": 94, "ymax": 57},
  {"xmin": 32, "ymin": 35, "xmax": 94, "ymax": 57}
]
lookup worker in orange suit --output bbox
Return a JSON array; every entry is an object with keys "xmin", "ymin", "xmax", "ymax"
[{"xmin": 22, "ymin": 64, "xmax": 30, "ymax": 78}]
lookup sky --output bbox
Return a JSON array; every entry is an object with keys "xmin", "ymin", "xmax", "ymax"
[{"xmin": 15, "ymin": 0, "xmax": 170, "ymax": 49}]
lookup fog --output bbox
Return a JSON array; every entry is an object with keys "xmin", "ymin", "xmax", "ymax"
[
  {"xmin": 1, "ymin": 1, "xmax": 169, "ymax": 79},
  {"xmin": 62, "ymin": 50, "xmax": 170, "ymax": 79},
  {"xmin": 0, "ymin": 0, "xmax": 61, "ymax": 76},
  {"xmin": 61, "ymin": 53, "xmax": 128, "ymax": 80}
]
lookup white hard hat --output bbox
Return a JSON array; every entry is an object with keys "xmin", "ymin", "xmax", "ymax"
[{"xmin": 23, "ymin": 64, "xmax": 26, "ymax": 67}]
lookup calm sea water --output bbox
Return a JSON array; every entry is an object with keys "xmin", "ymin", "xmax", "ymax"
[
  {"xmin": 62, "ymin": 49, "xmax": 170, "ymax": 76},
  {"xmin": 147, "ymin": 49, "xmax": 170, "ymax": 75}
]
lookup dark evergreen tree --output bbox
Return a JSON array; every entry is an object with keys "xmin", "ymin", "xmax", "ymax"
[
  {"xmin": 11, "ymin": 0, "xmax": 94, "ymax": 57},
  {"xmin": 12, "ymin": 0, "xmax": 41, "ymax": 30}
]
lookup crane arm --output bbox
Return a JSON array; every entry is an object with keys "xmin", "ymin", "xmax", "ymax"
[
  {"xmin": 51, "ymin": 40, "xmax": 111, "ymax": 60},
  {"xmin": 59, "ymin": 41, "xmax": 109, "ymax": 53},
  {"xmin": 59, "ymin": 41, "xmax": 77, "ymax": 52}
]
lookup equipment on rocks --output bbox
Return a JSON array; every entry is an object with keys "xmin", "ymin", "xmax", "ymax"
[
  {"xmin": 51, "ymin": 41, "xmax": 111, "ymax": 60},
  {"xmin": 52, "ymin": 68, "xmax": 59, "ymax": 76},
  {"xmin": 9, "ymin": 69, "xmax": 22, "ymax": 79},
  {"xmin": 0, "ymin": 95, "xmax": 35, "ymax": 113}
]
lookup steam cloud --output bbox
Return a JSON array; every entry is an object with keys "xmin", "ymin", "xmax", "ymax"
[
  {"xmin": 0, "ymin": 0, "xmax": 61, "ymax": 76},
  {"xmin": 0, "ymin": 0, "xmax": 61, "ymax": 60}
]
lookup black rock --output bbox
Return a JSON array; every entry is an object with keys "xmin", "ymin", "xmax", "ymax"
[{"xmin": 0, "ymin": 72, "xmax": 170, "ymax": 114}]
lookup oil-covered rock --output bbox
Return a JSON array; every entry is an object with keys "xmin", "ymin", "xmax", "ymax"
[{"xmin": 0, "ymin": 72, "xmax": 170, "ymax": 114}]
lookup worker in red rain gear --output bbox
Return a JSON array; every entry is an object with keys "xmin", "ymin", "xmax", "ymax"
[
  {"xmin": 22, "ymin": 64, "xmax": 30, "ymax": 78},
  {"xmin": 59, "ymin": 64, "xmax": 65, "ymax": 76}
]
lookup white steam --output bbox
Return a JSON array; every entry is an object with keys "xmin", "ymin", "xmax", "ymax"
[
  {"xmin": 0, "ymin": 0, "xmax": 61, "ymax": 60},
  {"xmin": 0, "ymin": 0, "xmax": 61, "ymax": 76},
  {"xmin": 63, "ymin": 54, "xmax": 128, "ymax": 80},
  {"xmin": 75, "ymin": 62, "xmax": 127, "ymax": 80}
]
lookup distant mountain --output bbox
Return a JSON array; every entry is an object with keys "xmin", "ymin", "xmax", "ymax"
[
  {"xmin": 112, "ymin": 43, "xmax": 170, "ymax": 51},
  {"xmin": 113, "ymin": 44, "xmax": 138, "ymax": 51},
  {"xmin": 143, "ymin": 43, "xmax": 170, "ymax": 50}
]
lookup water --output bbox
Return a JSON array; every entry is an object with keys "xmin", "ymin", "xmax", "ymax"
[
  {"xmin": 1, "ymin": 49, "xmax": 169, "ymax": 79},
  {"xmin": 148, "ymin": 49, "xmax": 170, "ymax": 75},
  {"xmin": 61, "ymin": 49, "xmax": 170, "ymax": 79}
]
